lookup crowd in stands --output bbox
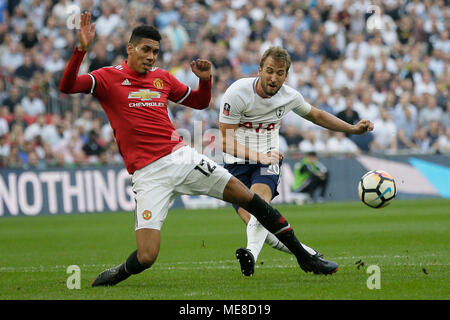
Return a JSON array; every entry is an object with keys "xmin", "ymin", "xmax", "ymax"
[{"xmin": 0, "ymin": 0, "xmax": 449, "ymax": 169}]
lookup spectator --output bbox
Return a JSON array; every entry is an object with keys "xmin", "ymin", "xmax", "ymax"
[
  {"xmin": 414, "ymin": 71, "xmax": 437, "ymax": 97},
  {"xmin": 299, "ymin": 131, "xmax": 326, "ymax": 154},
  {"xmin": 413, "ymin": 126, "xmax": 431, "ymax": 153},
  {"xmin": 182, "ymin": 8, "xmax": 202, "ymax": 42},
  {"xmin": 418, "ymin": 95, "xmax": 443, "ymax": 129},
  {"xmin": 3, "ymin": 86, "xmax": 22, "ymax": 114},
  {"xmin": 443, "ymin": 102, "xmax": 450, "ymax": 129},
  {"xmin": 41, "ymin": 115, "xmax": 67, "ymax": 146},
  {"xmin": 15, "ymin": 52, "xmax": 40, "ymax": 81},
  {"xmin": 437, "ymin": 128, "xmax": 450, "ymax": 154},
  {"xmin": 9, "ymin": 105, "xmax": 28, "ymax": 130},
  {"xmin": 161, "ymin": 18, "xmax": 190, "ymax": 53},
  {"xmin": 427, "ymin": 120, "xmax": 441, "ymax": 152},
  {"xmin": 0, "ymin": 134, "xmax": 10, "ymax": 159},
  {"xmin": 323, "ymin": 35, "xmax": 341, "ymax": 61},
  {"xmin": 0, "ymin": 41, "xmax": 23, "ymax": 73},
  {"xmin": 23, "ymin": 150, "xmax": 46, "ymax": 169},
  {"xmin": 337, "ymin": 95, "xmax": 360, "ymax": 133},
  {"xmin": 326, "ymin": 131, "xmax": 360, "ymax": 155},
  {"xmin": 20, "ymin": 88, "xmax": 45, "ymax": 116},
  {"xmin": 51, "ymin": 0, "xmax": 72, "ymax": 25},
  {"xmin": 89, "ymin": 42, "xmax": 113, "ymax": 72},
  {"xmin": 371, "ymin": 108, "xmax": 398, "ymax": 153},
  {"xmin": 0, "ymin": 81, "xmax": 7, "ymax": 106},
  {"xmin": 156, "ymin": 0, "xmax": 181, "ymax": 29},
  {"xmin": 95, "ymin": 2, "xmax": 122, "ymax": 37},
  {"xmin": 282, "ymin": 125, "xmax": 303, "ymax": 151},
  {"xmin": 354, "ymin": 91, "xmax": 380, "ymax": 123},
  {"xmin": 43, "ymin": 51, "xmax": 65, "ymax": 73},
  {"xmin": 343, "ymin": 48, "xmax": 365, "ymax": 82},
  {"xmin": 0, "ymin": 116, "xmax": 8, "ymax": 136},
  {"xmin": 82, "ymin": 130, "xmax": 104, "ymax": 162},
  {"xmin": 24, "ymin": 113, "xmax": 46, "ymax": 141},
  {"xmin": 432, "ymin": 29, "xmax": 450, "ymax": 54},
  {"xmin": 73, "ymin": 109, "xmax": 93, "ymax": 135},
  {"xmin": 20, "ymin": 20, "xmax": 38, "ymax": 50},
  {"xmin": 7, "ymin": 144, "xmax": 23, "ymax": 168},
  {"xmin": 396, "ymin": 101, "xmax": 419, "ymax": 151}
]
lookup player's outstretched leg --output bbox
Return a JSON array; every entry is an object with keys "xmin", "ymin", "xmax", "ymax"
[
  {"xmin": 91, "ymin": 250, "xmax": 150, "ymax": 287},
  {"xmin": 246, "ymin": 194, "xmax": 338, "ymax": 275},
  {"xmin": 223, "ymin": 178, "xmax": 338, "ymax": 275}
]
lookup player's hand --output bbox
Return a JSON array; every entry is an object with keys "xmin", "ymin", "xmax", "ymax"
[
  {"xmin": 190, "ymin": 59, "xmax": 212, "ymax": 81},
  {"xmin": 77, "ymin": 12, "xmax": 96, "ymax": 51},
  {"xmin": 352, "ymin": 119, "xmax": 374, "ymax": 135},
  {"xmin": 259, "ymin": 150, "xmax": 283, "ymax": 165}
]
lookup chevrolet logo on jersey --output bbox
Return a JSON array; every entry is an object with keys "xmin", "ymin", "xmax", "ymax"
[{"xmin": 128, "ymin": 90, "xmax": 161, "ymax": 101}]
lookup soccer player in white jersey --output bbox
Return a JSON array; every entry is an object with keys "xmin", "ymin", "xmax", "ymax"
[{"xmin": 219, "ymin": 47, "xmax": 374, "ymax": 276}]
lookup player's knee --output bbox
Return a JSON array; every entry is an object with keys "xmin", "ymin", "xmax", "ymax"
[{"xmin": 223, "ymin": 177, "xmax": 254, "ymax": 208}]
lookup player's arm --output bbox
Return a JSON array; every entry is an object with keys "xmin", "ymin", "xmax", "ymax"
[
  {"xmin": 180, "ymin": 59, "xmax": 212, "ymax": 109},
  {"xmin": 169, "ymin": 59, "xmax": 212, "ymax": 110},
  {"xmin": 303, "ymin": 106, "xmax": 374, "ymax": 135},
  {"xmin": 219, "ymin": 122, "xmax": 281, "ymax": 165},
  {"xmin": 59, "ymin": 12, "xmax": 96, "ymax": 94}
]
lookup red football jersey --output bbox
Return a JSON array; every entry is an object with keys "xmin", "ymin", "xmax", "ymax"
[{"xmin": 89, "ymin": 62, "xmax": 190, "ymax": 173}]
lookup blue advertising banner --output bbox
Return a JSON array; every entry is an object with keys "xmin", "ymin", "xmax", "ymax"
[
  {"xmin": 0, "ymin": 154, "xmax": 448, "ymax": 217},
  {"xmin": 0, "ymin": 166, "xmax": 134, "ymax": 217}
]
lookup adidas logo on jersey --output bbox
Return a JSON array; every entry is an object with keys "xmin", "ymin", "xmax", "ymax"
[{"xmin": 121, "ymin": 79, "xmax": 131, "ymax": 86}]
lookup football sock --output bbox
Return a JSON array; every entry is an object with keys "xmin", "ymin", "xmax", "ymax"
[
  {"xmin": 243, "ymin": 194, "xmax": 312, "ymax": 262},
  {"xmin": 265, "ymin": 232, "xmax": 292, "ymax": 254},
  {"xmin": 265, "ymin": 228, "xmax": 317, "ymax": 255},
  {"xmin": 246, "ymin": 214, "xmax": 269, "ymax": 261},
  {"xmin": 125, "ymin": 250, "xmax": 150, "ymax": 275}
]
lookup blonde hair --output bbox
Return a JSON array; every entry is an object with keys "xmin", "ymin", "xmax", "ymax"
[{"xmin": 260, "ymin": 46, "xmax": 291, "ymax": 72}]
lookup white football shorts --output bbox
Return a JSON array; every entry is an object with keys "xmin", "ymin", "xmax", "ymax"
[{"xmin": 131, "ymin": 145, "xmax": 232, "ymax": 230}]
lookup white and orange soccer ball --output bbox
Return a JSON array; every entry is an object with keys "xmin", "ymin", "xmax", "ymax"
[{"xmin": 358, "ymin": 170, "xmax": 397, "ymax": 208}]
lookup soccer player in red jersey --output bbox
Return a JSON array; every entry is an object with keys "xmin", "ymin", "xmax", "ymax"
[{"xmin": 60, "ymin": 12, "xmax": 339, "ymax": 286}]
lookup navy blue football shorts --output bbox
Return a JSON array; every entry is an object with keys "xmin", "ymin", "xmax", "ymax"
[{"xmin": 224, "ymin": 160, "xmax": 282, "ymax": 212}]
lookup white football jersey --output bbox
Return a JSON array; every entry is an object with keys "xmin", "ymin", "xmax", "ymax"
[{"xmin": 219, "ymin": 77, "xmax": 312, "ymax": 163}]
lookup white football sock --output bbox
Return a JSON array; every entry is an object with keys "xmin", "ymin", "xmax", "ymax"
[
  {"xmin": 265, "ymin": 232, "xmax": 292, "ymax": 254},
  {"xmin": 246, "ymin": 214, "xmax": 269, "ymax": 262},
  {"xmin": 265, "ymin": 231, "xmax": 317, "ymax": 256}
]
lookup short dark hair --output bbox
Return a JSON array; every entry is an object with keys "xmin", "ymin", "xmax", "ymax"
[{"xmin": 129, "ymin": 25, "xmax": 162, "ymax": 45}]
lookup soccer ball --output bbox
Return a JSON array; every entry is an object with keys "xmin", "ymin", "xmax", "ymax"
[{"xmin": 358, "ymin": 170, "xmax": 397, "ymax": 208}]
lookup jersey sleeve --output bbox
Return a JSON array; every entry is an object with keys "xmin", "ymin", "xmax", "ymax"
[
  {"xmin": 89, "ymin": 68, "xmax": 109, "ymax": 99},
  {"xmin": 166, "ymin": 72, "xmax": 191, "ymax": 104},
  {"xmin": 59, "ymin": 48, "xmax": 94, "ymax": 95},
  {"xmin": 219, "ymin": 86, "xmax": 245, "ymax": 125},
  {"xmin": 291, "ymin": 92, "xmax": 312, "ymax": 117}
]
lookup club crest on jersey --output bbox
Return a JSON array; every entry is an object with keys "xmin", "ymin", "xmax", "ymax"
[
  {"xmin": 153, "ymin": 78, "xmax": 164, "ymax": 89},
  {"xmin": 128, "ymin": 89, "xmax": 161, "ymax": 101},
  {"xmin": 276, "ymin": 106, "xmax": 285, "ymax": 118},
  {"xmin": 223, "ymin": 103, "xmax": 231, "ymax": 116},
  {"xmin": 142, "ymin": 210, "xmax": 152, "ymax": 220},
  {"xmin": 275, "ymin": 106, "xmax": 284, "ymax": 118}
]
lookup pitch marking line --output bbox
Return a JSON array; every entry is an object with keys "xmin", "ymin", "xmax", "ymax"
[{"xmin": 0, "ymin": 254, "xmax": 447, "ymax": 273}]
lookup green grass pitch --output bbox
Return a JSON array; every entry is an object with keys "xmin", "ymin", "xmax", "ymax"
[{"xmin": 0, "ymin": 199, "xmax": 449, "ymax": 300}]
